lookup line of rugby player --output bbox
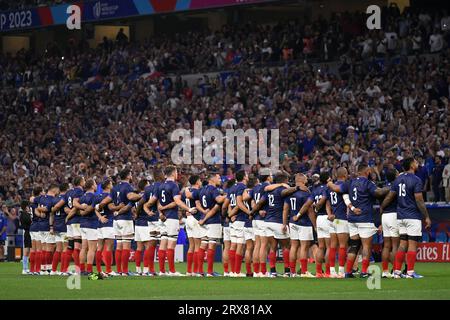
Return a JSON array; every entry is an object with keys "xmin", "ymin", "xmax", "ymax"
[{"xmin": 26, "ymin": 158, "xmax": 431, "ymax": 279}]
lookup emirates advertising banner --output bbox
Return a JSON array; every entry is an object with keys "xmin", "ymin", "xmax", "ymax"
[{"xmin": 416, "ymin": 243, "xmax": 450, "ymax": 262}]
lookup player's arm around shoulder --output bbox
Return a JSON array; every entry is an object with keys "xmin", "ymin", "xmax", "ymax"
[{"xmin": 374, "ymin": 185, "xmax": 390, "ymax": 198}]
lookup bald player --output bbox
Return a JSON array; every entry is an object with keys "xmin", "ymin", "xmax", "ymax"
[{"xmin": 285, "ymin": 173, "xmax": 316, "ymax": 277}]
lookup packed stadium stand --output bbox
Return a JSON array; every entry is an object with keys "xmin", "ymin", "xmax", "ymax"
[{"xmin": 0, "ymin": 0, "xmax": 449, "ymax": 258}]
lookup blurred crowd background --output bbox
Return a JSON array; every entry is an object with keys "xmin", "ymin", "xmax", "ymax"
[{"xmin": 1, "ymin": 2, "xmax": 450, "ymax": 252}]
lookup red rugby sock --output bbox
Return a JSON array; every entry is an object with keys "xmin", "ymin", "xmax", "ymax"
[
  {"xmin": 95, "ymin": 250, "xmax": 103, "ymax": 273},
  {"xmin": 158, "ymin": 249, "xmax": 166, "ymax": 273},
  {"xmin": 234, "ymin": 254, "xmax": 243, "ymax": 274},
  {"xmin": 115, "ymin": 249, "xmax": 122, "ymax": 273},
  {"xmin": 51, "ymin": 251, "xmax": 61, "ymax": 272},
  {"xmin": 207, "ymin": 249, "xmax": 215, "ymax": 274},
  {"xmin": 187, "ymin": 252, "xmax": 194, "ymax": 274},
  {"xmin": 329, "ymin": 248, "xmax": 336, "ymax": 268},
  {"xmin": 268, "ymin": 251, "xmax": 276, "ymax": 269},
  {"xmin": 406, "ymin": 251, "xmax": 416, "ymax": 273},
  {"xmin": 167, "ymin": 249, "xmax": 175, "ymax": 273},
  {"xmin": 253, "ymin": 262, "xmax": 260, "ymax": 274},
  {"xmin": 135, "ymin": 250, "xmax": 142, "ymax": 268},
  {"xmin": 300, "ymin": 259, "xmax": 307, "ymax": 274},
  {"xmin": 362, "ymin": 258, "xmax": 370, "ymax": 273},
  {"xmin": 229, "ymin": 250, "xmax": 236, "ymax": 273}
]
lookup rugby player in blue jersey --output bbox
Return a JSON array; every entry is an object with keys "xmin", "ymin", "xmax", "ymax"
[
  {"xmin": 311, "ymin": 172, "xmax": 332, "ymax": 277},
  {"xmin": 325, "ymin": 167, "xmax": 355, "ymax": 278},
  {"xmin": 183, "ymin": 175, "xmax": 203, "ymax": 276},
  {"xmin": 380, "ymin": 169, "xmax": 400, "ymax": 278},
  {"xmin": 286, "ymin": 173, "xmax": 316, "ymax": 277},
  {"xmin": 381, "ymin": 158, "xmax": 432, "ymax": 279},
  {"xmin": 256, "ymin": 172, "xmax": 304, "ymax": 277},
  {"xmin": 242, "ymin": 176, "xmax": 258, "ymax": 276},
  {"xmin": 133, "ymin": 179, "xmax": 150, "ymax": 275},
  {"xmin": 78, "ymin": 179, "xmax": 99, "ymax": 275},
  {"xmin": 197, "ymin": 173, "xmax": 226, "ymax": 276},
  {"xmin": 249, "ymin": 174, "xmax": 272, "ymax": 276},
  {"xmin": 29, "ymin": 187, "xmax": 44, "ymax": 274},
  {"xmin": 49, "ymin": 183, "xmax": 69, "ymax": 275},
  {"xmin": 64, "ymin": 176, "xmax": 86, "ymax": 273},
  {"xmin": 110, "ymin": 169, "xmax": 142, "ymax": 276},
  {"xmin": 330, "ymin": 164, "xmax": 389, "ymax": 278},
  {"xmin": 227, "ymin": 170, "xmax": 249, "ymax": 277},
  {"xmin": 35, "ymin": 184, "xmax": 59, "ymax": 274},
  {"xmin": 94, "ymin": 179, "xmax": 118, "ymax": 276},
  {"xmin": 220, "ymin": 179, "xmax": 235, "ymax": 276},
  {"xmin": 155, "ymin": 166, "xmax": 195, "ymax": 276},
  {"xmin": 142, "ymin": 169, "xmax": 165, "ymax": 275}
]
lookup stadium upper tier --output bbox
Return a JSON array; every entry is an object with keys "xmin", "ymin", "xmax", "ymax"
[{"xmin": 0, "ymin": 0, "xmax": 72, "ymax": 11}]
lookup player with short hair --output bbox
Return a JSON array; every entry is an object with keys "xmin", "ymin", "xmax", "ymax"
[
  {"xmin": 49, "ymin": 183, "xmax": 69, "ymax": 275},
  {"xmin": 249, "ymin": 174, "xmax": 271, "ymax": 277},
  {"xmin": 341, "ymin": 164, "xmax": 389, "ymax": 278},
  {"xmin": 326, "ymin": 167, "xmax": 353, "ymax": 278},
  {"xmin": 142, "ymin": 169, "xmax": 165, "ymax": 276},
  {"xmin": 227, "ymin": 170, "xmax": 250, "ymax": 277},
  {"xmin": 220, "ymin": 179, "xmax": 235, "ymax": 276},
  {"xmin": 287, "ymin": 173, "xmax": 316, "ymax": 277},
  {"xmin": 78, "ymin": 179, "xmax": 100, "ymax": 275},
  {"xmin": 242, "ymin": 176, "xmax": 258, "ymax": 277},
  {"xmin": 380, "ymin": 169, "xmax": 400, "ymax": 278},
  {"xmin": 255, "ymin": 172, "xmax": 301, "ymax": 277},
  {"xmin": 156, "ymin": 165, "xmax": 194, "ymax": 276},
  {"xmin": 381, "ymin": 158, "xmax": 432, "ymax": 278},
  {"xmin": 182, "ymin": 175, "xmax": 202, "ymax": 276},
  {"xmin": 94, "ymin": 178, "xmax": 118, "ymax": 276},
  {"xmin": 35, "ymin": 184, "xmax": 59, "ymax": 274},
  {"xmin": 197, "ymin": 173, "xmax": 226, "ymax": 276},
  {"xmin": 64, "ymin": 176, "xmax": 86, "ymax": 273},
  {"xmin": 311, "ymin": 172, "xmax": 332, "ymax": 277},
  {"xmin": 29, "ymin": 187, "xmax": 44, "ymax": 275},
  {"xmin": 111, "ymin": 169, "xmax": 142, "ymax": 276},
  {"xmin": 133, "ymin": 178, "xmax": 151, "ymax": 275}
]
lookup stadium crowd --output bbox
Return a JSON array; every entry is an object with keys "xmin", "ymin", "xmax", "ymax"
[
  {"xmin": 0, "ymin": 0, "xmax": 68, "ymax": 11},
  {"xmin": 1, "ymin": 5, "xmax": 450, "ymax": 226}
]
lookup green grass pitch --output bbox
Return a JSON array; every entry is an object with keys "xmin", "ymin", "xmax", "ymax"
[{"xmin": 1, "ymin": 262, "xmax": 449, "ymax": 300}]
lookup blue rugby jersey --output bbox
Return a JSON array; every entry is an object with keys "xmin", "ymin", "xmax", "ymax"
[
  {"xmin": 391, "ymin": 172, "xmax": 423, "ymax": 220},
  {"xmin": 312, "ymin": 184, "xmax": 328, "ymax": 216},
  {"xmin": 285, "ymin": 190, "xmax": 313, "ymax": 226},
  {"xmin": 53, "ymin": 194, "xmax": 67, "ymax": 233},
  {"xmin": 348, "ymin": 177, "xmax": 378, "ymax": 223},
  {"xmin": 95, "ymin": 192, "xmax": 114, "ymax": 228},
  {"xmin": 65, "ymin": 187, "xmax": 84, "ymax": 225},
  {"xmin": 79, "ymin": 192, "xmax": 97, "ymax": 229},
  {"xmin": 327, "ymin": 180, "xmax": 349, "ymax": 220},
  {"xmin": 111, "ymin": 182, "xmax": 135, "ymax": 221},
  {"xmin": 198, "ymin": 185, "xmax": 222, "ymax": 225},
  {"xmin": 157, "ymin": 180, "xmax": 181, "ymax": 220},
  {"xmin": 227, "ymin": 182, "xmax": 247, "ymax": 222},
  {"xmin": 264, "ymin": 186, "xmax": 286, "ymax": 224}
]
